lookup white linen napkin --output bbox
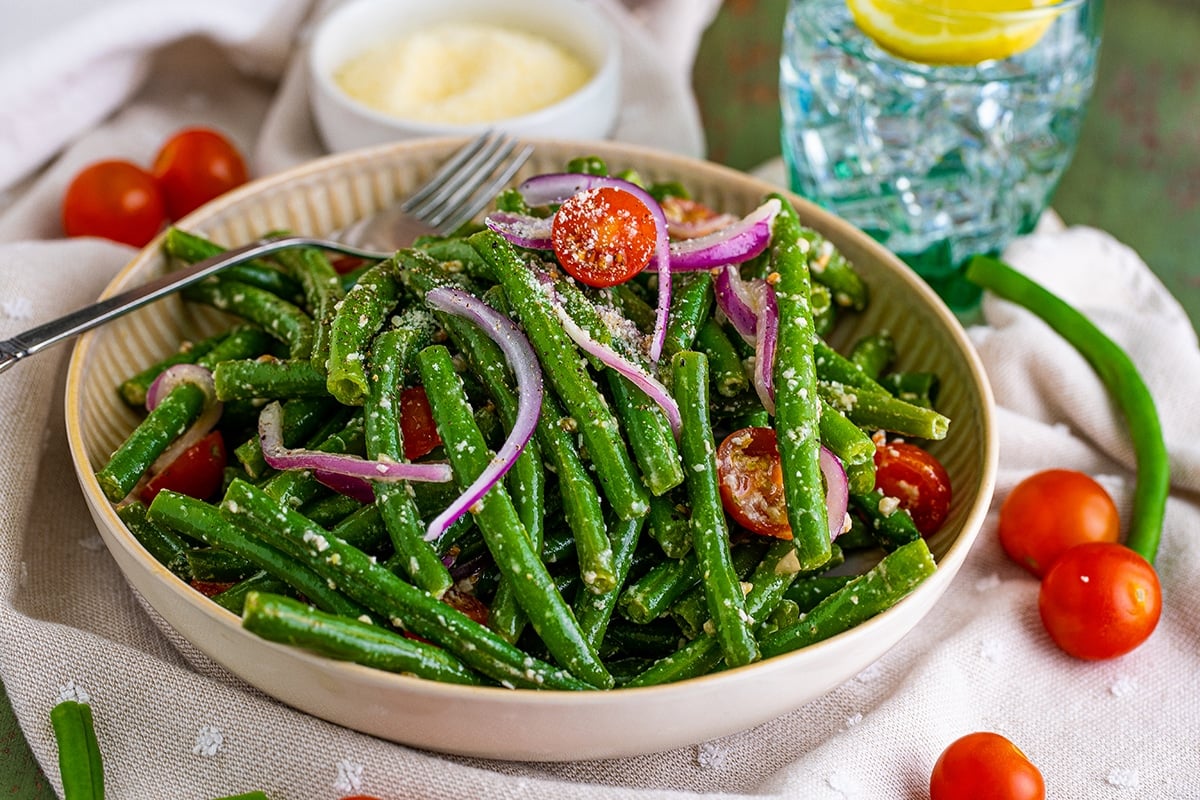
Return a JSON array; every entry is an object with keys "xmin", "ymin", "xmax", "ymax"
[{"xmin": 1, "ymin": 1, "xmax": 1198, "ymax": 797}]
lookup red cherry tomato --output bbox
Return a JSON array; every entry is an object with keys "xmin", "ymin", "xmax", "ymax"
[
  {"xmin": 659, "ymin": 195, "xmax": 731, "ymax": 238},
  {"xmin": 190, "ymin": 580, "xmax": 235, "ymax": 598},
  {"xmin": 930, "ymin": 732, "xmax": 1045, "ymax": 800},
  {"xmin": 873, "ymin": 438, "xmax": 952, "ymax": 536},
  {"xmin": 442, "ymin": 587, "xmax": 489, "ymax": 627},
  {"xmin": 551, "ymin": 186, "xmax": 656, "ymax": 287},
  {"xmin": 62, "ymin": 160, "xmax": 168, "ymax": 248},
  {"xmin": 716, "ymin": 427, "xmax": 791, "ymax": 539},
  {"xmin": 1038, "ymin": 542, "xmax": 1161, "ymax": 660},
  {"xmin": 998, "ymin": 469, "xmax": 1120, "ymax": 577},
  {"xmin": 152, "ymin": 127, "xmax": 249, "ymax": 219},
  {"xmin": 399, "ymin": 386, "xmax": 441, "ymax": 460},
  {"xmin": 139, "ymin": 430, "xmax": 227, "ymax": 504}
]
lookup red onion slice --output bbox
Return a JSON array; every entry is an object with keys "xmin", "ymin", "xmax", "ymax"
[
  {"xmin": 518, "ymin": 173, "xmax": 672, "ymax": 362},
  {"xmin": 423, "ymin": 286, "xmax": 544, "ymax": 542},
  {"xmin": 548, "ymin": 300, "xmax": 682, "ymax": 438},
  {"xmin": 820, "ymin": 445, "xmax": 850, "ymax": 541},
  {"xmin": 484, "ymin": 211, "xmax": 553, "ymax": 250},
  {"xmin": 713, "ymin": 265, "xmax": 761, "ymax": 345},
  {"xmin": 752, "ymin": 281, "xmax": 780, "ymax": 415},
  {"xmin": 145, "ymin": 364, "xmax": 222, "ymax": 475},
  {"xmin": 258, "ymin": 402, "xmax": 453, "ymax": 484},
  {"xmin": 661, "ymin": 198, "xmax": 780, "ymax": 272}
]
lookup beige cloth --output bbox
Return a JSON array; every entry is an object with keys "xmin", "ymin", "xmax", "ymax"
[{"xmin": 2, "ymin": 1, "xmax": 1199, "ymax": 798}]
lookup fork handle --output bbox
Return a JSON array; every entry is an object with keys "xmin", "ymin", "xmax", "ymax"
[{"xmin": 0, "ymin": 235, "xmax": 383, "ymax": 375}]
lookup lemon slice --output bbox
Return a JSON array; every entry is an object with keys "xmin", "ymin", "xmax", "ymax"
[{"xmin": 846, "ymin": 0, "xmax": 1066, "ymax": 65}]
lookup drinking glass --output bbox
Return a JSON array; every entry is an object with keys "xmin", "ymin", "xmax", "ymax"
[{"xmin": 779, "ymin": 0, "xmax": 1104, "ymax": 311}]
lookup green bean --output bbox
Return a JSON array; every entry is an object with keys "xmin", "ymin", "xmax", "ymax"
[
  {"xmin": 850, "ymin": 489, "xmax": 922, "ymax": 551},
  {"xmin": 210, "ymin": 793, "xmax": 271, "ymax": 800},
  {"xmin": 662, "ymin": 271, "xmax": 714, "ymax": 358},
  {"xmin": 818, "ymin": 380, "xmax": 950, "ymax": 440},
  {"xmin": 183, "ymin": 278, "xmax": 313, "ymax": 359},
  {"xmin": 574, "ymin": 516, "xmax": 645, "ymax": 651},
  {"xmin": 326, "ymin": 259, "xmax": 404, "ymax": 405},
  {"xmin": 148, "ymin": 489, "xmax": 368, "ymax": 618},
  {"xmin": 212, "ymin": 358, "xmax": 327, "ymax": 400},
  {"xmin": 669, "ymin": 539, "xmax": 769, "ymax": 639},
  {"xmin": 241, "ymin": 591, "xmax": 482, "ymax": 685},
  {"xmin": 117, "ymin": 500, "xmax": 191, "ymax": 580},
  {"xmin": 760, "ymin": 538, "xmax": 936, "ymax": 657},
  {"xmin": 364, "ymin": 321, "xmax": 452, "ymax": 598},
  {"xmin": 50, "ymin": 699, "xmax": 103, "ymax": 799},
  {"xmin": 604, "ymin": 371, "xmax": 685, "ymax": 497},
  {"xmin": 783, "ymin": 574, "xmax": 856, "ymax": 613},
  {"xmin": 272, "ymin": 246, "xmax": 345, "ymax": 374},
  {"xmin": 598, "ymin": 618, "xmax": 683, "ymax": 661},
  {"xmin": 848, "ymin": 331, "xmax": 896, "ymax": 380},
  {"xmin": 210, "ymin": 572, "xmax": 293, "ymax": 614},
  {"xmin": 469, "ymin": 231, "xmax": 649, "ymax": 520},
  {"xmin": 810, "ymin": 281, "xmax": 836, "ymax": 338},
  {"xmin": 800, "ymin": 227, "xmax": 869, "ymax": 311},
  {"xmin": 813, "ymin": 339, "xmax": 886, "ymax": 392},
  {"xmin": 880, "ymin": 371, "xmax": 941, "ymax": 409},
  {"xmin": 768, "ymin": 194, "xmax": 833, "ymax": 571},
  {"xmin": 759, "ymin": 598, "xmax": 802, "ymax": 637},
  {"xmin": 967, "ymin": 255, "xmax": 1168, "ymax": 563},
  {"xmin": 819, "ymin": 400, "xmax": 877, "ymax": 495},
  {"xmin": 163, "ymin": 227, "xmax": 304, "ymax": 302},
  {"xmin": 118, "ymin": 331, "xmax": 227, "ymax": 407},
  {"xmin": 672, "ymin": 350, "xmax": 759, "ymax": 667},
  {"xmin": 96, "ymin": 381, "xmax": 207, "ymax": 502},
  {"xmin": 612, "ymin": 282, "xmax": 657, "ymax": 333},
  {"xmin": 619, "ymin": 551, "xmax": 699, "ymax": 625},
  {"xmin": 297, "ymin": 490, "xmax": 362, "ymax": 528},
  {"xmin": 185, "ymin": 546, "xmax": 260, "ymax": 583},
  {"xmin": 546, "ymin": 271, "xmax": 683, "ymax": 497},
  {"xmin": 221, "ymin": 478, "xmax": 591, "ymax": 690},
  {"xmin": 625, "ymin": 539, "xmax": 799, "ymax": 686},
  {"xmin": 693, "ymin": 317, "xmax": 749, "ymax": 399},
  {"xmin": 646, "ymin": 493, "xmax": 692, "ymax": 559},
  {"xmin": 418, "ymin": 345, "xmax": 613, "ymax": 687}
]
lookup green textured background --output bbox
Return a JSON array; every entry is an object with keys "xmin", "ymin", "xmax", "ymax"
[{"xmin": 2, "ymin": 1, "xmax": 1195, "ymax": 793}]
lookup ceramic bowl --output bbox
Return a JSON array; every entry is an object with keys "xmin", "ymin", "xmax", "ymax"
[
  {"xmin": 66, "ymin": 138, "xmax": 997, "ymax": 761},
  {"xmin": 307, "ymin": 0, "xmax": 621, "ymax": 153}
]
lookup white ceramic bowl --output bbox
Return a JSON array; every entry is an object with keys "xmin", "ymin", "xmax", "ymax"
[
  {"xmin": 307, "ymin": 0, "xmax": 621, "ymax": 153},
  {"xmin": 66, "ymin": 138, "xmax": 997, "ymax": 761}
]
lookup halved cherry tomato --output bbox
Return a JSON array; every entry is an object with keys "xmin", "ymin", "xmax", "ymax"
[
  {"xmin": 190, "ymin": 580, "xmax": 235, "ymax": 598},
  {"xmin": 442, "ymin": 587, "xmax": 489, "ymax": 627},
  {"xmin": 660, "ymin": 195, "xmax": 733, "ymax": 238},
  {"xmin": 62, "ymin": 159, "xmax": 168, "ymax": 248},
  {"xmin": 873, "ymin": 437, "xmax": 951, "ymax": 536},
  {"xmin": 551, "ymin": 186, "xmax": 656, "ymax": 287},
  {"xmin": 716, "ymin": 427, "xmax": 791, "ymax": 539},
  {"xmin": 152, "ymin": 127, "xmax": 249, "ymax": 220},
  {"xmin": 399, "ymin": 386, "xmax": 441, "ymax": 460},
  {"xmin": 1038, "ymin": 542, "xmax": 1161, "ymax": 660},
  {"xmin": 998, "ymin": 469, "xmax": 1119, "ymax": 577},
  {"xmin": 930, "ymin": 732, "xmax": 1045, "ymax": 800},
  {"xmin": 139, "ymin": 430, "xmax": 227, "ymax": 504}
]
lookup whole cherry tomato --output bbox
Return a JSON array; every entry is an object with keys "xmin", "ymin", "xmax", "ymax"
[
  {"xmin": 61, "ymin": 160, "xmax": 167, "ymax": 247},
  {"xmin": 139, "ymin": 430, "xmax": 227, "ymax": 504},
  {"xmin": 998, "ymin": 469, "xmax": 1120, "ymax": 577},
  {"xmin": 716, "ymin": 427, "xmax": 791, "ymax": 538},
  {"xmin": 873, "ymin": 438, "xmax": 952, "ymax": 536},
  {"xmin": 551, "ymin": 185, "xmax": 656, "ymax": 287},
  {"xmin": 1038, "ymin": 541, "xmax": 1161, "ymax": 660},
  {"xmin": 399, "ymin": 386, "xmax": 441, "ymax": 460},
  {"xmin": 152, "ymin": 127, "xmax": 249, "ymax": 219},
  {"xmin": 930, "ymin": 732, "xmax": 1045, "ymax": 800}
]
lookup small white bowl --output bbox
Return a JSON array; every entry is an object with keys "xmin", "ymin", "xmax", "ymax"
[{"xmin": 307, "ymin": 0, "xmax": 622, "ymax": 153}]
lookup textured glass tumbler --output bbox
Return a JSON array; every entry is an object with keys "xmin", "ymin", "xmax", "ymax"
[{"xmin": 780, "ymin": 0, "xmax": 1104, "ymax": 311}]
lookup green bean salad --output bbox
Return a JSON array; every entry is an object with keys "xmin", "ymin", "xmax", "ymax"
[{"xmin": 96, "ymin": 156, "xmax": 953, "ymax": 690}]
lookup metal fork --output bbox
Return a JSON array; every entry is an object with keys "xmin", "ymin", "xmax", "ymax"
[{"xmin": 0, "ymin": 131, "xmax": 533, "ymax": 374}]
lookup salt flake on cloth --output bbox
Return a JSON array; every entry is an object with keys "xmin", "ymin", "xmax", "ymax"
[{"xmin": 193, "ymin": 725, "xmax": 223, "ymax": 757}]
